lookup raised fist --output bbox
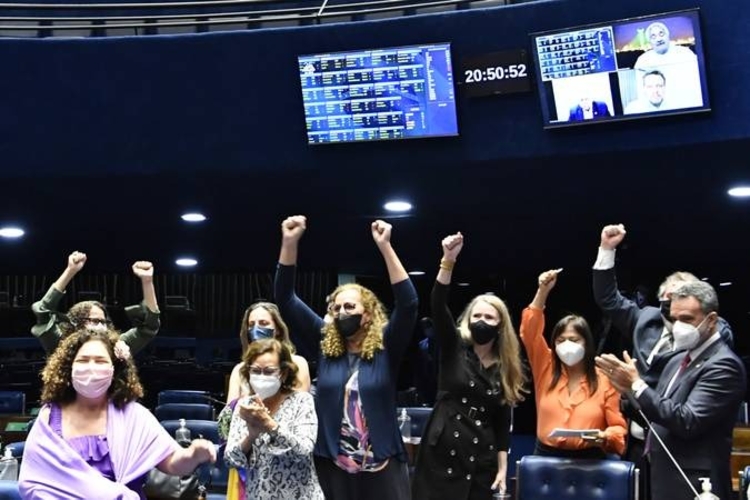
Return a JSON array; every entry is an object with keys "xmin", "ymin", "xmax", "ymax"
[
  {"xmin": 132, "ymin": 261, "xmax": 154, "ymax": 279},
  {"xmin": 441, "ymin": 232, "xmax": 464, "ymax": 262},
  {"xmin": 281, "ymin": 215, "xmax": 307, "ymax": 241},
  {"xmin": 600, "ymin": 224, "xmax": 626, "ymax": 250},
  {"xmin": 371, "ymin": 220, "xmax": 392, "ymax": 245},
  {"xmin": 67, "ymin": 251, "xmax": 87, "ymax": 273},
  {"xmin": 538, "ymin": 268, "xmax": 562, "ymax": 292}
]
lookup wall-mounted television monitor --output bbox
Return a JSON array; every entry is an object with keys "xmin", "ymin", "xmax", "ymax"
[
  {"xmin": 298, "ymin": 42, "xmax": 458, "ymax": 144},
  {"xmin": 530, "ymin": 9, "xmax": 710, "ymax": 128}
]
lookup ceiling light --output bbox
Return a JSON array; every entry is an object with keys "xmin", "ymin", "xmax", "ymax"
[
  {"xmin": 175, "ymin": 257, "xmax": 198, "ymax": 267},
  {"xmin": 0, "ymin": 227, "xmax": 25, "ymax": 239},
  {"xmin": 383, "ymin": 200, "xmax": 413, "ymax": 212},
  {"xmin": 718, "ymin": 282, "xmax": 732, "ymax": 287},
  {"xmin": 727, "ymin": 186, "xmax": 750, "ymax": 197},
  {"xmin": 181, "ymin": 212, "xmax": 207, "ymax": 222},
  {"xmin": 457, "ymin": 282, "xmax": 470, "ymax": 287},
  {"xmin": 408, "ymin": 270, "xmax": 425, "ymax": 276}
]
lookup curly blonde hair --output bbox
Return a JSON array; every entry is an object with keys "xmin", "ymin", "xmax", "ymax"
[
  {"xmin": 320, "ymin": 284, "xmax": 388, "ymax": 360},
  {"xmin": 40, "ymin": 328, "xmax": 143, "ymax": 409},
  {"xmin": 457, "ymin": 294, "xmax": 527, "ymax": 405}
]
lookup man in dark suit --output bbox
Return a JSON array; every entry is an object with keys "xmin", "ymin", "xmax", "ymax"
[
  {"xmin": 592, "ymin": 224, "xmax": 734, "ymax": 499},
  {"xmin": 597, "ymin": 281, "xmax": 746, "ymax": 500},
  {"xmin": 568, "ymin": 96, "xmax": 611, "ymax": 121}
]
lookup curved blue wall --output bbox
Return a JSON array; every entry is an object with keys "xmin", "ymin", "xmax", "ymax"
[{"xmin": 0, "ymin": 0, "xmax": 747, "ymax": 177}]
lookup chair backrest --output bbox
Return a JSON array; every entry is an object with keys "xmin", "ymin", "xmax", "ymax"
[
  {"xmin": 160, "ymin": 419, "xmax": 220, "ymax": 444},
  {"xmin": 396, "ymin": 407, "xmax": 432, "ymax": 438},
  {"xmin": 157, "ymin": 390, "xmax": 212, "ymax": 406},
  {"xmin": 0, "ymin": 392, "xmax": 25, "ymax": 415},
  {"xmin": 0, "ymin": 480, "xmax": 21, "ymax": 500},
  {"xmin": 154, "ymin": 403, "xmax": 215, "ymax": 421},
  {"xmin": 515, "ymin": 455, "xmax": 637, "ymax": 500},
  {"xmin": 4, "ymin": 442, "xmax": 25, "ymax": 460}
]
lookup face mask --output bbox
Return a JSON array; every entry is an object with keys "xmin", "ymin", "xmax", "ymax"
[
  {"xmin": 672, "ymin": 317, "xmax": 709, "ymax": 351},
  {"xmin": 86, "ymin": 322, "xmax": 109, "ymax": 334},
  {"xmin": 469, "ymin": 320, "xmax": 498, "ymax": 345},
  {"xmin": 248, "ymin": 326, "xmax": 275, "ymax": 342},
  {"xmin": 555, "ymin": 340, "xmax": 585, "ymax": 367},
  {"xmin": 72, "ymin": 364, "xmax": 114, "ymax": 399},
  {"xmin": 249, "ymin": 374, "xmax": 281, "ymax": 400},
  {"xmin": 335, "ymin": 313, "xmax": 363, "ymax": 338}
]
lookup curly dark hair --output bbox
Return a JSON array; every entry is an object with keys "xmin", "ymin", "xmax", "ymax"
[
  {"xmin": 240, "ymin": 338, "xmax": 299, "ymax": 393},
  {"xmin": 40, "ymin": 328, "xmax": 143, "ymax": 409},
  {"xmin": 58, "ymin": 301, "xmax": 111, "ymax": 337}
]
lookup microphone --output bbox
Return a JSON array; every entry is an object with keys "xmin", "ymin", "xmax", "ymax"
[{"xmin": 623, "ymin": 391, "xmax": 700, "ymax": 499}]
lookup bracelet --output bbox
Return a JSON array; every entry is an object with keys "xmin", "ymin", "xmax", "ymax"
[{"xmin": 439, "ymin": 259, "xmax": 455, "ymax": 271}]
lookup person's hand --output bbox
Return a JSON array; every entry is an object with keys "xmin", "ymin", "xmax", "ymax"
[
  {"xmin": 238, "ymin": 395, "xmax": 277, "ymax": 433},
  {"xmin": 132, "ymin": 261, "xmax": 154, "ymax": 281},
  {"xmin": 67, "ymin": 251, "xmax": 87, "ymax": 274},
  {"xmin": 538, "ymin": 268, "xmax": 562, "ymax": 293},
  {"xmin": 595, "ymin": 351, "xmax": 640, "ymax": 393},
  {"xmin": 581, "ymin": 430, "xmax": 607, "ymax": 448},
  {"xmin": 441, "ymin": 232, "xmax": 464, "ymax": 262},
  {"xmin": 188, "ymin": 438, "xmax": 217, "ymax": 464},
  {"xmin": 490, "ymin": 472, "xmax": 507, "ymax": 495},
  {"xmin": 371, "ymin": 220, "xmax": 392, "ymax": 247},
  {"xmin": 600, "ymin": 224, "xmax": 626, "ymax": 250},
  {"xmin": 281, "ymin": 215, "xmax": 307, "ymax": 242}
]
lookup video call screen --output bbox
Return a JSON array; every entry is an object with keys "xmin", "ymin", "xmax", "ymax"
[
  {"xmin": 298, "ymin": 43, "xmax": 458, "ymax": 144},
  {"xmin": 531, "ymin": 9, "xmax": 710, "ymax": 128}
]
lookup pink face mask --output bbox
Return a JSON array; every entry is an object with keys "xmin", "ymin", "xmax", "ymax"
[{"xmin": 72, "ymin": 364, "xmax": 114, "ymax": 399}]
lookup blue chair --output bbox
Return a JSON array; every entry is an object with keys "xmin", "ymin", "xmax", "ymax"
[
  {"xmin": 157, "ymin": 390, "xmax": 213, "ymax": 406},
  {"xmin": 0, "ymin": 480, "xmax": 21, "ymax": 500},
  {"xmin": 4, "ymin": 443, "xmax": 24, "ymax": 461},
  {"xmin": 0, "ymin": 392, "xmax": 25, "ymax": 415},
  {"xmin": 740, "ymin": 465, "xmax": 750, "ymax": 500},
  {"xmin": 154, "ymin": 403, "xmax": 215, "ymax": 421},
  {"xmin": 515, "ymin": 455, "xmax": 638, "ymax": 500}
]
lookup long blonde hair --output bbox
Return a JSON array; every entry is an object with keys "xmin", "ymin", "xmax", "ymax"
[
  {"xmin": 457, "ymin": 294, "xmax": 527, "ymax": 405},
  {"xmin": 320, "ymin": 284, "xmax": 388, "ymax": 360}
]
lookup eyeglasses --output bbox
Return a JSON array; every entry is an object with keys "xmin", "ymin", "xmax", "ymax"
[
  {"xmin": 330, "ymin": 302, "xmax": 359, "ymax": 314},
  {"xmin": 249, "ymin": 365, "xmax": 280, "ymax": 376},
  {"xmin": 85, "ymin": 318, "xmax": 111, "ymax": 326}
]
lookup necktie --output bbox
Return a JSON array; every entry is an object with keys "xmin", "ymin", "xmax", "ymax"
[{"xmin": 644, "ymin": 353, "xmax": 692, "ymax": 455}]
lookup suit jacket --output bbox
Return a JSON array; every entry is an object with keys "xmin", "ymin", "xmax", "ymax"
[
  {"xmin": 568, "ymin": 101, "xmax": 610, "ymax": 121},
  {"xmin": 636, "ymin": 339, "xmax": 746, "ymax": 500},
  {"xmin": 592, "ymin": 268, "xmax": 734, "ymax": 387}
]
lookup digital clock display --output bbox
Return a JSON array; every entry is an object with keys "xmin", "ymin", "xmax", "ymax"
[{"xmin": 459, "ymin": 49, "xmax": 532, "ymax": 97}]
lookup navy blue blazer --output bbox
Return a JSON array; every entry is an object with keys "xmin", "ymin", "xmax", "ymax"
[{"xmin": 636, "ymin": 338, "xmax": 746, "ymax": 500}]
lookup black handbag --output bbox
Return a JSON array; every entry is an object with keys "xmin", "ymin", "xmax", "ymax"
[{"xmin": 143, "ymin": 469, "xmax": 203, "ymax": 500}]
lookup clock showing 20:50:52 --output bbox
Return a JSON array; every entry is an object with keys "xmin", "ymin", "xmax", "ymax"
[{"xmin": 458, "ymin": 49, "xmax": 532, "ymax": 97}]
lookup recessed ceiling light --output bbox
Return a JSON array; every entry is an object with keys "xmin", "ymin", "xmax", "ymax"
[
  {"xmin": 457, "ymin": 282, "xmax": 470, "ymax": 287},
  {"xmin": 701, "ymin": 277, "xmax": 709, "ymax": 281},
  {"xmin": 181, "ymin": 212, "xmax": 207, "ymax": 222},
  {"xmin": 175, "ymin": 257, "xmax": 198, "ymax": 267},
  {"xmin": 408, "ymin": 270, "xmax": 425, "ymax": 276},
  {"xmin": 719, "ymin": 282, "xmax": 732, "ymax": 287},
  {"xmin": 728, "ymin": 186, "xmax": 750, "ymax": 198},
  {"xmin": 383, "ymin": 200, "xmax": 413, "ymax": 212},
  {"xmin": 0, "ymin": 227, "xmax": 25, "ymax": 239}
]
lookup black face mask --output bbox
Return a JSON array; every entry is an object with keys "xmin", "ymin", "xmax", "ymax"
[
  {"xmin": 469, "ymin": 320, "xmax": 498, "ymax": 345},
  {"xmin": 335, "ymin": 313, "xmax": 363, "ymax": 338},
  {"xmin": 248, "ymin": 326, "xmax": 275, "ymax": 342}
]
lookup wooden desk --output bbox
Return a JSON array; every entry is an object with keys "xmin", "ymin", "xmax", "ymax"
[{"xmin": 0, "ymin": 415, "xmax": 33, "ymax": 445}]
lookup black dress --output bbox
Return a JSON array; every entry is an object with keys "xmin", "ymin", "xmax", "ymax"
[{"xmin": 412, "ymin": 282, "xmax": 512, "ymax": 500}]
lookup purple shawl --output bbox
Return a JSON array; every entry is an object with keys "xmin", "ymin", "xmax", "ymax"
[{"xmin": 19, "ymin": 401, "xmax": 179, "ymax": 499}]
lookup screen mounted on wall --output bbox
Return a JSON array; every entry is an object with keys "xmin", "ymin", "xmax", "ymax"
[
  {"xmin": 298, "ymin": 42, "xmax": 458, "ymax": 144},
  {"xmin": 530, "ymin": 9, "xmax": 710, "ymax": 128}
]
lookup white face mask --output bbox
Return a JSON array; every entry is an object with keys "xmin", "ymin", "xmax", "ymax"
[
  {"xmin": 249, "ymin": 374, "xmax": 281, "ymax": 400},
  {"xmin": 555, "ymin": 340, "xmax": 585, "ymax": 367},
  {"xmin": 672, "ymin": 316, "xmax": 709, "ymax": 351},
  {"xmin": 86, "ymin": 322, "xmax": 109, "ymax": 334}
]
